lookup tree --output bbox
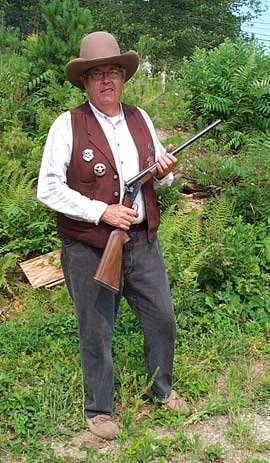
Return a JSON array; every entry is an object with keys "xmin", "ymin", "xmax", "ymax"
[
  {"xmin": 22, "ymin": 0, "xmax": 93, "ymax": 77},
  {"xmin": 81, "ymin": 0, "xmax": 264, "ymax": 67},
  {"xmin": 1, "ymin": 0, "xmax": 265, "ymax": 71},
  {"xmin": 0, "ymin": 0, "xmax": 45, "ymax": 36}
]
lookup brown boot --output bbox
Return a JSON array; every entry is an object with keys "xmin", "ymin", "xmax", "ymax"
[
  {"xmin": 146, "ymin": 388, "xmax": 192, "ymax": 417},
  {"xmin": 162, "ymin": 390, "xmax": 192, "ymax": 416},
  {"xmin": 86, "ymin": 415, "xmax": 119, "ymax": 440}
]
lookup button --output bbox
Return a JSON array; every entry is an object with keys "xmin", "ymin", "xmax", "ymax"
[
  {"xmin": 114, "ymin": 191, "xmax": 119, "ymax": 197},
  {"xmin": 113, "ymin": 174, "xmax": 118, "ymax": 180}
]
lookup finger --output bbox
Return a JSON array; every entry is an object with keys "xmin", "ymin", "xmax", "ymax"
[
  {"xmin": 165, "ymin": 152, "xmax": 177, "ymax": 164},
  {"xmin": 121, "ymin": 212, "xmax": 135, "ymax": 224},
  {"xmin": 122, "ymin": 206, "xmax": 138, "ymax": 217},
  {"xmin": 158, "ymin": 157, "xmax": 171, "ymax": 172},
  {"xmin": 119, "ymin": 221, "xmax": 131, "ymax": 230},
  {"xmin": 129, "ymin": 209, "xmax": 139, "ymax": 217},
  {"xmin": 157, "ymin": 155, "xmax": 167, "ymax": 167},
  {"xmin": 156, "ymin": 162, "xmax": 166, "ymax": 176},
  {"xmin": 117, "ymin": 218, "xmax": 131, "ymax": 228},
  {"xmin": 165, "ymin": 143, "xmax": 173, "ymax": 153}
]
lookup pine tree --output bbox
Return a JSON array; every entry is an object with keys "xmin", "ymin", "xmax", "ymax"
[{"xmin": 23, "ymin": 0, "xmax": 93, "ymax": 77}]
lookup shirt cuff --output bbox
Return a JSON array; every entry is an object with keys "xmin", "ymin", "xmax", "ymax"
[{"xmin": 88, "ymin": 201, "xmax": 108, "ymax": 225}]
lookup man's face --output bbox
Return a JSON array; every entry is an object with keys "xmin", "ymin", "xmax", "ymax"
[{"xmin": 84, "ymin": 64, "xmax": 125, "ymax": 116}]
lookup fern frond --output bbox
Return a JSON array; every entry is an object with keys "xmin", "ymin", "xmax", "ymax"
[
  {"xmin": 0, "ymin": 252, "xmax": 18, "ymax": 292},
  {"xmin": 203, "ymin": 95, "xmax": 231, "ymax": 115},
  {"xmin": 214, "ymin": 76, "xmax": 234, "ymax": 94},
  {"xmin": 24, "ymin": 70, "xmax": 55, "ymax": 93},
  {"xmin": 159, "ymin": 206, "xmax": 205, "ymax": 283},
  {"xmin": 205, "ymin": 195, "xmax": 234, "ymax": 240},
  {"xmin": 252, "ymin": 77, "xmax": 270, "ymax": 97}
]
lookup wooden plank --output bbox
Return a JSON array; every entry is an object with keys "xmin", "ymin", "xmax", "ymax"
[{"xmin": 19, "ymin": 249, "xmax": 64, "ymax": 288}]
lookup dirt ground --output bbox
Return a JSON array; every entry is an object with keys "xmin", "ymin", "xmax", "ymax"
[{"xmin": 47, "ymin": 406, "xmax": 270, "ymax": 463}]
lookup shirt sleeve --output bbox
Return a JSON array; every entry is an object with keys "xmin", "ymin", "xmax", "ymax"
[
  {"xmin": 137, "ymin": 107, "xmax": 174, "ymax": 187},
  {"xmin": 37, "ymin": 111, "xmax": 107, "ymax": 224}
]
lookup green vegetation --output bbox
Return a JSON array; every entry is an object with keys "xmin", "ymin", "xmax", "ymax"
[
  {"xmin": 1, "ymin": 1, "xmax": 270, "ymax": 461},
  {"xmin": 1, "ymin": 0, "xmax": 264, "ymax": 65}
]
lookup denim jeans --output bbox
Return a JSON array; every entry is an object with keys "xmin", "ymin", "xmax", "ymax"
[{"xmin": 61, "ymin": 229, "xmax": 176, "ymax": 418}]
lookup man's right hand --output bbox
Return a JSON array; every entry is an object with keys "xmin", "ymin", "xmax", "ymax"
[{"xmin": 100, "ymin": 204, "xmax": 138, "ymax": 230}]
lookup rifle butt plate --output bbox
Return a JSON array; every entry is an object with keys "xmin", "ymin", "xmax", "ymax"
[{"xmin": 93, "ymin": 276, "xmax": 120, "ymax": 294}]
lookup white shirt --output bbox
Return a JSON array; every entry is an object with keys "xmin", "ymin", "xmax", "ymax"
[{"xmin": 37, "ymin": 102, "xmax": 173, "ymax": 224}]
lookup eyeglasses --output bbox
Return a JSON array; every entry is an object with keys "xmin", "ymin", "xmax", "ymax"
[{"xmin": 88, "ymin": 69, "xmax": 123, "ymax": 81}]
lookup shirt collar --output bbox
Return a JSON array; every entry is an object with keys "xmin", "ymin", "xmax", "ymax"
[{"xmin": 88, "ymin": 101, "xmax": 125, "ymax": 123}]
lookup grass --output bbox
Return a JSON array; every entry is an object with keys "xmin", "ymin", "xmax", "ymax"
[{"xmin": 1, "ymin": 285, "xmax": 270, "ymax": 462}]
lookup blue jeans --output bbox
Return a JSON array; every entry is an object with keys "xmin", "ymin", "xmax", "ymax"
[{"xmin": 61, "ymin": 229, "xmax": 176, "ymax": 418}]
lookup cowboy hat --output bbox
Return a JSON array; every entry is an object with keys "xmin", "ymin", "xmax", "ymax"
[{"xmin": 65, "ymin": 31, "xmax": 139, "ymax": 88}]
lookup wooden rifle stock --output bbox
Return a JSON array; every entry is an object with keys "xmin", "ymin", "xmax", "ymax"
[
  {"xmin": 94, "ymin": 194, "xmax": 133, "ymax": 293},
  {"xmin": 93, "ymin": 228, "xmax": 130, "ymax": 293},
  {"xmin": 94, "ymin": 119, "xmax": 222, "ymax": 292}
]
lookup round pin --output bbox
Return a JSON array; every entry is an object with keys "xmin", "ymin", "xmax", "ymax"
[
  {"xmin": 94, "ymin": 163, "xmax": 106, "ymax": 177},
  {"xmin": 82, "ymin": 149, "xmax": 94, "ymax": 162}
]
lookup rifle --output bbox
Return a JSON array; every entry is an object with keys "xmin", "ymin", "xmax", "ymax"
[{"xmin": 94, "ymin": 118, "xmax": 222, "ymax": 293}]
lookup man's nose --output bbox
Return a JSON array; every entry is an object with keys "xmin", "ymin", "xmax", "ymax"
[{"xmin": 101, "ymin": 72, "xmax": 111, "ymax": 81}]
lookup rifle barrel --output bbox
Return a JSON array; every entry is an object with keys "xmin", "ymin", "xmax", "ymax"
[
  {"xmin": 125, "ymin": 119, "xmax": 222, "ymax": 188},
  {"xmin": 171, "ymin": 119, "xmax": 222, "ymax": 156}
]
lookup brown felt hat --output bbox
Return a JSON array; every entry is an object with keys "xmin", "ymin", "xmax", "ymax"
[{"xmin": 65, "ymin": 31, "xmax": 139, "ymax": 88}]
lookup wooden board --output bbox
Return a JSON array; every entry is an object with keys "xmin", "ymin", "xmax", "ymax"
[{"xmin": 19, "ymin": 249, "xmax": 64, "ymax": 288}]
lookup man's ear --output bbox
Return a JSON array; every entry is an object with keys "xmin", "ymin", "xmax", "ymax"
[{"xmin": 80, "ymin": 73, "xmax": 88, "ymax": 89}]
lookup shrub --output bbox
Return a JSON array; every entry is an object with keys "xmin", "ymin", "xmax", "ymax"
[{"xmin": 180, "ymin": 38, "xmax": 270, "ymax": 148}]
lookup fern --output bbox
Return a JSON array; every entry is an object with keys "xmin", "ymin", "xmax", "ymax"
[
  {"xmin": 0, "ymin": 161, "xmax": 59, "ymax": 256},
  {"xmin": 181, "ymin": 38, "xmax": 270, "ymax": 148},
  {"xmin": 158, "ymin": 196, "xmax": 235, "ymax": 299},
  {"xmin": 0, "ymin": 253, "xmax": 18, "ymax": 292},
  {"xmin": 182, "ymin": 245, "xmax": 211, "ymax": 284},
  {"xmin": 204, "ymin": 195, "xmax": 234, "ymax": 241},
  {"xmin": 0, "ymin": 161, "xmax": 34, "ymax": 210},
  {"xmin": 189, "ymin": 149, "xmax": 242, "ymax": 191},
  {"xmin": 252, "ymin": 77, "xmax": 270, "ymax": 97},
  {"xmin": 159, "ymin": 206, "xmax": 208, "ymax": 285},
  {"xmin": 231, "ymin": 133, "xmax": 270, "ymax": 220}
]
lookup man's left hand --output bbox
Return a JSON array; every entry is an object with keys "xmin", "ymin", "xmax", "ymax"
[{"xmin": 156, "ymin": 144, "xmax": 177, "ymax": 180}]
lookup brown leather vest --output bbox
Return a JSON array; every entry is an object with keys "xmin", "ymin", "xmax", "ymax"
[{"xmin": 57, "ymin": 102, "xmax": 160, "ymax": 248}]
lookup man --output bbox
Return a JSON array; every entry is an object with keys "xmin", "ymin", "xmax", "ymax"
[{"xmin": 37, "ymin": 31, "xmax": 191, "ymax": 440}]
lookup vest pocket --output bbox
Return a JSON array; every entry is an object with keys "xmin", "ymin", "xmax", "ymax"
[{"xmin": 79, "ymin": 180, "xmax": 96, "ymax": 199}]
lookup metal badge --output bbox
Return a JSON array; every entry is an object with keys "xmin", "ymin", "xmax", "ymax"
[
  {"xmin": 94, "ymin": 163, "xmax": 106, "ymax": 177},
  {"xmin": 148, "ymin": 143, "xmax": 155, "ymax": 154},
  {"xmin": 82, "ymin": 149, "xmax": 94, "ymax": 162}
]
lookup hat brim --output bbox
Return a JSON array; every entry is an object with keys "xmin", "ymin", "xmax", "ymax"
[{"xmin": 65, "ymin": 51, "xmax": 139, "ymax": 88}]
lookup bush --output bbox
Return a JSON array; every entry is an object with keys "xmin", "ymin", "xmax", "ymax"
[
  {"xmin": 180, "ymin": 38, "xmax": 270, "ymax": 148},
  {"xmin": 158, "ymin": 197, "xmax": 270, "ymax": 331}
]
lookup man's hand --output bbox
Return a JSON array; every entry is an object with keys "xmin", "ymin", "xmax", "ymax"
[
  {"xmin": 101, "ymin": 204, "xmax": 138, "ymax": 230},
  {"xmin": 156, "ymin": 144, "xmax": 177, "ymax": 180}
]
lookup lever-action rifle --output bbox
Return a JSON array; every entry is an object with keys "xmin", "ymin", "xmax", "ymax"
[{"xmin": 94, "ymin": 118, "xmax": 222, "ymax": 293}]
